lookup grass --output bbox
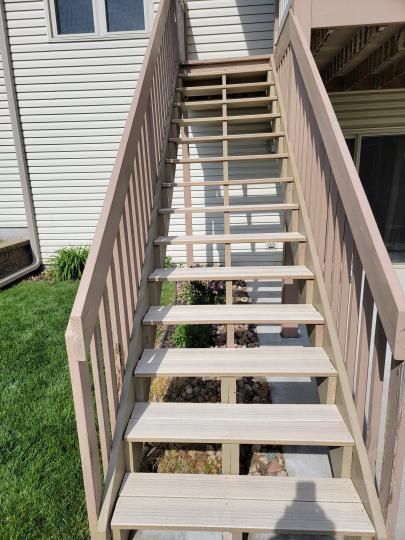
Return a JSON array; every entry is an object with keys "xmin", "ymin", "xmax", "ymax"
[
  {"xmin": 0, "ymin": 279, "xmax": 89, "ymax": 539},
  {"xmin": 160, "ymin": 281, "xmax": 176, "ymax": 306}
]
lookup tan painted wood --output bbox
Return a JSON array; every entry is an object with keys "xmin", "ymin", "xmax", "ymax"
[
  {"xmin": 272, "ymin": 50, "xmax": 387, "ymax": 539},
  {"xmin": 179, "ymin": 66, "xmax": 271, "ymax": 80},
  {"xmin": 166, "ymin": 153, "xmax": 289, "ymax": 164},
  {"xmin": 169, "ymin": 132, "xmax": 284, "ymax": 144},
  {"xmin": 134, "ymin": 347, "xmax": 336, "ymax": 378},
  {"xmin": 162, "ymin": 177, "xmax": 294, "ymax": 188},
  {"xmin": 126, "ymin": 402, "xmax": 353, "ymax": 446},
  {"xmin": 119, "ymin": 472, "xmax": 363, "ymax": 501},
  {"xmin": 178, "ymin": 82, "xmax": 273, "ymax": 97},
  {"xmin": 112, "ymin": 496, "xmax": 374, "ymax": 536},
  {"xmin": 181, "ymin": 55, "xmax": 272, "ymax": 67},
  {"xmin": 154, "ymin": 232, "xmax": 306, "ymax": 246},
  {"xmin": 143, "ymin": 304, "xmax": 324, "ymax": 326},
  {"xmin": 286, "ymin": 13, "xmax": 405, "ymax": 360},
  {"xmin": 159, "ymin": 203, "xmax": 298, "ymax": 214},
  {"xmin": 176, "ymin": 96, "xmax": 277, "ymax": 110},
  {"xmin": 149, "ymin": 265, "xmax": 314, "ymax": 282},
  {"xmin": 172, "ymin": 113, "xmax": 280, "ymax": 126}
]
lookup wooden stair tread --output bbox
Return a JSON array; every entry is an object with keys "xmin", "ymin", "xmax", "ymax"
[
  {"xmin": 154, "ymin": 232, "xmax": 306, "ymax": 245},
  {"xmin": 135, "ymin": 347, "xmax": 336, "ymax": 378},
  {"xmin": 159, "ymin": 203, "xmax": 298, "ymax": 214},
  {"xmin": 149, "ymin": 265, "xmax": 313, "ymax": 282},
  {"xmin": 179, "ymin": 66, "xmax": 271, "ymax": 79},
  {"xmin": 111, "ymin": 474, "xmax": 374, "ymax": 536},
  {"xmin": 169, "ymin": 132, "xmax": 284, "ymax": 143},
  {"xmin": 167, "ymin": 153, "xmax": 288, "ymax": 164},
  {"xmin": 125, "ymin": 402, "xmax": 353, "ymax": 446},
  {"xmin": 143, "ymin": 304, "xmax": 324, "ymax": 325},
  {"xmin": 176, "ymin": 96, "xmax": 277, "ymax": 110},
  {"xmin": 179, "ymin": 81, "xmax": 273, "ymax": 96},
  {"xmin": 172, "ymin": 113, "xmax": 280, "ymax": 126},
  {"xmin": 162, "ymin": 177, "xmax": 293, "ymax": 188}
]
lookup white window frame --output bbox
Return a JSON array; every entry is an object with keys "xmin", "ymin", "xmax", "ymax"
[{"xmin": 45, "ymin": 0, "xmax": 153, "ymax": 42}]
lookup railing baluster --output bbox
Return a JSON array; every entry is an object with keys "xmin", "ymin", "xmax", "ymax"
[
  {"xmin": 354, "ymin": 278, "xmax": 374, "ymax": 429},
  {"xmin": 365, "ymin": 314, "xmax": 387, "ymax": 478},
  {"xmin": 99, "ymin": 290, "xmax": 119, "ymax": 428},
  {"xmin": 338, "ymin": 220, "xmax": 353, "ymax": 356},
  {"xmin": 106, "ymin": 265, "xmax": 124, "ymax": 398},
  {"xmin": 113, "ymin": 234, "xmax": 130, "ymax": 365},
  {"xmin": 90, "ymin": 326, "xmax": 112, "ymax": 476},
  {"xmin": 345, "ymin": 247, "xmax": 362, "ymax": 391}
]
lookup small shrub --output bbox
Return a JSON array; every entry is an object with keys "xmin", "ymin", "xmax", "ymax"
[
  {"xmin": 183, "ymin": 280, "xmax": 225, "ymax": 305},
  {"xmin": 164, "ymin": 255, "xmax": 176, "ymax": 269},
  {"xmin": 172, "ymin": 324, "xmax": 212, "ymax": 348},
  {"xmin": 49, "ymin": 246, "xmax": 89, "ymax": 281}
]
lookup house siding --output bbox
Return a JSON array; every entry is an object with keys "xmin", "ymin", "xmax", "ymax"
[
  {"xmin": 330, "ymin": 89, "xmax": 405, "ymax": 134},
  {"xmin": 1, "ymin": 0, "xmax": 276, "ymax": 262},
  {"xmin": 167, "ymin": 0, "xmax": 277, "ymax": 264},
  {"xmin": 186, "ymin": 0, "xmax": 275, "ymax": 60},
  {"xmin": 0, "ymin": 51, "xmax": 26, "ymax": 231},
  {"xmin": 2, "ymin": 0, "xmax": 158, "ymax": 260}
]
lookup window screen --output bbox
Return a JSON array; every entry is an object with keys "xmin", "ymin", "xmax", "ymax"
[
  {"xmin": 105, "ymin": 0, "xmax": 145, "ymax": 32},
  {"xmin": 55, "ymin": 0, "xmax": 95, "ymax": 34}
]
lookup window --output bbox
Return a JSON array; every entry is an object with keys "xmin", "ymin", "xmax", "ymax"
[
  {"xmin": 47, "ymin": 0, "xmax": 150, "ymax": 39},
  {"xmin": 346, "ymin": 134, "xmax": 405, "ymax": 264}
]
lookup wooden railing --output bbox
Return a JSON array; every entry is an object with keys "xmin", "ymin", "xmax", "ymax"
[
  {"xmin": 65, "ymin": 1, "xmax": 183, "ymax": 537},
  {"xmin": 277, "ymin": 0, "xmax": 292, "ymax": 38},
  {"xmin": 275, "ymin": 12, "xmax": 405, "ymax": 538}
]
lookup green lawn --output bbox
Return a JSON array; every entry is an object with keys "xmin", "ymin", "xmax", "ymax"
[{"xmin": 0, "ymin": 280, "xmax": 89, "ymax": 539}]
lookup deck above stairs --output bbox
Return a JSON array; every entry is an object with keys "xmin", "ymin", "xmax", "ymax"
[{"xmin": 105, "ymin": 55, "xmax": 379, "ymax": 539}]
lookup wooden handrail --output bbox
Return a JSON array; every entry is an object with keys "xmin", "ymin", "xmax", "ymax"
[
  {"xmin": 275, "ymin": 13, "xmax": 405, "ymax": 537},
  {"xmin": 69, "ymin": 0, "xmax": 175, "ymax": 352},
  {"xmin": 65, "ymin": 1, "xmax": 183, "ymax": 537},
  {"xmin": 276, "ymin": 13, "xmax": 405, "ymax": 360}
]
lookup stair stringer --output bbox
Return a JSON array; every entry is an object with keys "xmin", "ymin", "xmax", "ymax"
[{"xmin": 271, "ymin": 54, "xmax": 387, "ymax": 540}]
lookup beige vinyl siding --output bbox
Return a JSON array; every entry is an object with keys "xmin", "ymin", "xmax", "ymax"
[
  {"xmin": 3, "ymin": 0, "xmax": 276, "ymax": 262},
  {"xmin": 168, "ymin": 1, "xmax": 277, "ymax": 264},
  {"xmin": 330, "ymin": 89, "xmax": 405, "ymax": 134},
  {"xmin": 167, "ymin": 111, "xmax": 285, "ymax": 265},
  {"xmin": 186, "ymin": 0, "xmax": 274, "ymax": 61},
  {"xmin": 0, "ymin": 52, "xmax": 26, "ymax": 230},
  {"xmin": 3, "ymin": 0, "xmax": 158, "ymax": 260}
]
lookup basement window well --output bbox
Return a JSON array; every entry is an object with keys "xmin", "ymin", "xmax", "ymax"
[{"xmin": 46, "ymin": 0, "xmax": 150, "ymax": 40}]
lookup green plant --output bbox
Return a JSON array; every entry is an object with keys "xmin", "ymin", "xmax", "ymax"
[
  {"xmin": 49, "ymin": 245, "xmax": 89, "ymax": 281},
  {"xmin": 172, "ymin": 324, "xmax": 213, "ymax": 348},
  {"xmin": 164, "ymin": 255, "xmax": 176, "ymax": 269},
  {"xmin": 183, "ymin": 280, "xmax": 225, "ymax": 305}
]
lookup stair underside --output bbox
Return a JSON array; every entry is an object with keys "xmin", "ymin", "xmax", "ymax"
[
  {"xmin": 154, "ymin": 232, "xmax": 305, "ymax": 245},
  {"xmin": 162, "ymin": 177, "xmax": 293, "ymax": 188},
  {"xmin": 111, "ymin": 474, "xmax": 375, "ymax": 536},
  {"xmin": 126, "ymin": 402, "xmax": 353, "ymax": 446},
  {"xmin": 148, "ymin": 265, "xmax": 313, "ymax": 281},
  {"xmin": 169, "ymin": 132, "xmax": 284, "ymax": 143},
  {"xmin": 134, "ymin": 347, "xmax": 336, "ymax": 378},
  {"xmin": 159, "ymin": 203, "xmax": 298, "ymax": 214},
  {"xmin": 143, "ymin": 304, "xmax": 324, "ymax": 325},
  {"xmin": 178, "ymin": 81, "xmax": 274, "ymax": 96}
]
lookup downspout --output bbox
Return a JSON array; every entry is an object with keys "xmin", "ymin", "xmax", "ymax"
[{"xmin": 0, "ymin": 0, "xmax": 41, "ymax": 288}]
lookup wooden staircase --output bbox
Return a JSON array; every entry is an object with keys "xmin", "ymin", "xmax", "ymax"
[{"xmin": 106, "ymin": 56, "xmax": 379, "ymax": 538}]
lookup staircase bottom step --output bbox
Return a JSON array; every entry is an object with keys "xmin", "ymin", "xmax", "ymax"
[{"xmin": 111, "ymin": 473, "xmax": 375, "ymax": 537}]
